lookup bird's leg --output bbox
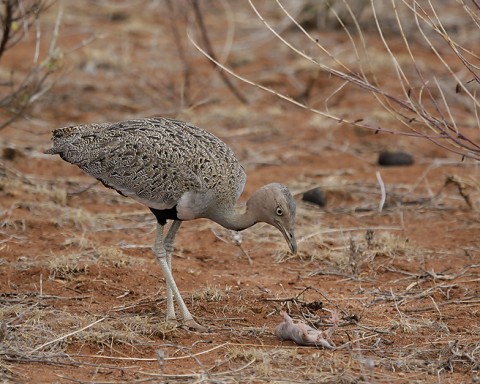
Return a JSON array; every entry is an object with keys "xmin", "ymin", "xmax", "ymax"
[
  {"xmin": 163, "ymin": 220, "xmax": 182, "ymax": 322},
  {"xmin": 153, "ymin": 222, "xmax": 207, "ymax": 332}
]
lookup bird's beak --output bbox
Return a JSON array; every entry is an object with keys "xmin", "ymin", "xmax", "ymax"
[
  {"xmin": 287, "ymin": 232, "xmax": 297, "ymax": 254},
  {"xmin": 276, "ymin": 222, "xmax": 297, "ymax": 254}
]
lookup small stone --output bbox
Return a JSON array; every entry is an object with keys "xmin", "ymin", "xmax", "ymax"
[
  {"xmin": 378, "ymin": 151, "xmax": 414, "ymax": 166},
  {"xmin": 2, "ymin": 147, "xmax": 17, "ymax": 160},
  {"xmin": 110, "ymin": 11, "xmax": 129, "ymax": 22},
  {"xmin": 302, "ymin": 187, "xmax": 326, "ymax": 207}
]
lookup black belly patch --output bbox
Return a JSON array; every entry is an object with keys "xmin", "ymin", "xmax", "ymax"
[{"xmin": 149, "ymin": 207, "xmax": 180, "ymax": 225}]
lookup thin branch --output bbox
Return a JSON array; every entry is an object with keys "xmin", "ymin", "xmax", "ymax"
[
  {"xmin": 376, "ymin": 171, "xmax": 386, "ymax": 212},
  {"xmin": 0, "ymin": 0, "xmax": 14, "ymax": 59},
  {"xmin": 31, "ymin": 318, "xmax": 106, "ymax": 353},
  {"xmin": 166, "ymin": 0, "xmax": 191, "ymax": 107},
  {"xmin": 188, "ymin": 29, "xmax": 439, "ymax": 139},
  {"xmin": 190, "ymin": 0, "xmax": 248, "ymax": 104}
]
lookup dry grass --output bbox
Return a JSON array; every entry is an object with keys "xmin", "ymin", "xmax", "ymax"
[
  {"xmin": 0, "ymin": 299, "xmax": 177, "ymax": 358},
  {"xmin": 190, "ymin": 284, "xmax": 231, "ymax": 303}
]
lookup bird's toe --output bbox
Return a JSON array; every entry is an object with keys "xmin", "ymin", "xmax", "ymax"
[{"xmin": 182, "ymin": 319, "xmax": 210, "ymax": 333}]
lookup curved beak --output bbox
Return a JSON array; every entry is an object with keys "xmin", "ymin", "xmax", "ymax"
[
  {"xmin": 276, "ymin": 222, "xmax": 297, "ymax": 254},
  {"xmin": 287, "ymin": 232, "xmax": 297, "ymax": 254}
]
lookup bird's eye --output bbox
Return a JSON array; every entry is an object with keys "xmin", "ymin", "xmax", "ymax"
[{"xmin": 276, "ymin": 207, "xmax": 283, "ymax": 216}]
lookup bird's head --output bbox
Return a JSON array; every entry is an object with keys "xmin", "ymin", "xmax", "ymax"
[{"xmin": 249, "ymin": 183, "xmax": 297, "ymax": 254}]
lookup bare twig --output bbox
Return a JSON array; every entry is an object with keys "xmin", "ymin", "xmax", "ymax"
[
  {"xmin": 190, "ymin": 0, "xmax": 248, "ymax": 104},
  {"xmin": 192, "ymin": 1, "xmax": 480, "ymax": 159},
  {"xmin": 165, "ymin": 0, "xmax": 192, "ymax": 107},
  {"xmin": 0, "ymin": 0, "xmax": 62, "ymax": 130},
  {"xmin": 30, "ymin": 317, "xmax": 106, "ymax": 353},
  {"xmin": 376, "ymin": 171, "xmax": 386, "ymax": 212}
]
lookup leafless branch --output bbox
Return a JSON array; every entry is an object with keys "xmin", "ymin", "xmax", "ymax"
[
  {"xmin": 190, "ymin": 0, "xmax": 248, "ymax": 104},
  {"xmin": 193, "ymin": 0, "xmax": 480, "ymax": 160},
  {"xmin": 0, "ymin": 0, "xmax": 60, "ymax": 130}
]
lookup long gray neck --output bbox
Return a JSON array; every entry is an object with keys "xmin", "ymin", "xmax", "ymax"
[{"xmin": 208, "ymin": 202, "xmax": 257, "ymax": 231}]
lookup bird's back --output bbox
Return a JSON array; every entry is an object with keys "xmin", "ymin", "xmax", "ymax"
[{"xmin": 46, "ymin": 118, "xmax": 246, "ymax": 213}]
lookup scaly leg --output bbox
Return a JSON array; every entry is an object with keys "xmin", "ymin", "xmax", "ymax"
[
  {"xmin": 152, "ymin": 222, "xmax": 207, "ymax": 331},
  {"xmin": 163, "ymin": 220, "xmax": 181, "ymax": 321}
]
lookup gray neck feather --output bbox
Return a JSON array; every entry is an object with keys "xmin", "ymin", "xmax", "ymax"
[{"xmin": 209, "ymin": 200, "xmax": 258, "ymax": 231}]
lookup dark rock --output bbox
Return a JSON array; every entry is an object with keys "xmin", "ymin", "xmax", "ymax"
[
  {"xmin": 302, "ymin": 187, "xmax": 326, "ymax": 207},
  {"xmin": 111, "ymin": 12, "xmax": 129, "ymax": 22},
  {"xmin": 378, "ymin": 151, "xmax": 414, "ymax": 166},
  {"xmin": 2, "ymin": 147, "xmax": 17, "ymax": 160}
]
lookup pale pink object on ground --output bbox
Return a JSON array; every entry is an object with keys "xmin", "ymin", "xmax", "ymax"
[{"xmin": 275, "ymin": 311, "xmax": 337, "ymax": 348}]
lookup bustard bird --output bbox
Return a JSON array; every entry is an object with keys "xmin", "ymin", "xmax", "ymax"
[{"xmin": 46, "ymin": 117, "xmax": 297, "ymax": 331}]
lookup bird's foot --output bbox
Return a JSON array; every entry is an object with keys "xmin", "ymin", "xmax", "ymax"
[
  {"xmin": 164, "ymin": 318, "xmax": 178, "ymax": 331},
  {"xmin": 181, "ymin": 318, "xmax": 210, "ymax": 333}
]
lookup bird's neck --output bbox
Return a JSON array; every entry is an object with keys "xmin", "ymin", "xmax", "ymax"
[{"xmin": 210, "ymin": 201, "xmax": 257, "ymax": 231}]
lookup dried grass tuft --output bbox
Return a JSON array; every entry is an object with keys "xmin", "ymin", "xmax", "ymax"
[
  {"xmin": 96, "ymin": 245, "xmax": 141, "ymax": 268},
  {"xmin": 48, "ymin": 253, "xmax": 89, "ymax": 281},
  {"xmin": 0, "ymin": 296, "xmax": 177, "ymax": 361},
  {"xmin": 191, "ymin": 285, "xmax": 231, "ymax": 303}
]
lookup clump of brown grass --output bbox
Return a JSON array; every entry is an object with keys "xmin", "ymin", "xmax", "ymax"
[
  {"xmin": 191, "ymin": 284, "xmax": 231, "ymax": 303},
  {"xmin": 47, "ymin": 243, "xmax": 143, "ymax": 280},
  {"xmin": 0, "ymin": 174, "xmax": 67, "ymax": 206},
  {"xmin": 76, "ymin": 316, "xmax": 177, "ymax": 349},
  {"xmin": 278, "ymin": 228, "xmax": 415, "ymax": 278},
  {"xmin": 58, "ymin": 207, "xmax": 97, "ymax": 231},
  {"xmin": 347, "ymin": 230, "xmax": 413, "ymax": 275},
  {"xmin": 225, "ymin": 345, "xmax": 297, "ymax": 377},
  {"xmin": 0, "ymin": 296, "xmax": 177, "ymax": 361},
  {"xmin": 48, "ymin": 253, "xmax": 89, "ymax": 280},
  {"xmin": 96, "ymin": 245, "xmax": 142, "ymax": 268}
]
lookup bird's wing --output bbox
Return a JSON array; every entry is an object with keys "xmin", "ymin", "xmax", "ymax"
[
  {"xmin": 47, "ymin": 122, "xmax": 205, "ymax": 210},
  {"xmin": 46, "ymin": 118, "xmax": 246, "ymax": 213}
]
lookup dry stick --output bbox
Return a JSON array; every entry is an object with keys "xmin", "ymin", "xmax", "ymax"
[
  {"xmin": 410, "ymin": 2, "xmax": 480, "ymax": 123},
  {"xmin": 273, "ymin": 0, "xmax": 425, "ymax": 123},
  {"xmin": 429, "ymin": 295, "xmax": 443, "ymax": 321},
  {"xmin": 0, "ymin": 1, "xmax": 13, "ymax": 58},
  {"xmin": 338, "ymin": 1, "xmax": 420, "ymax": 131},
  {"xmin": 376, "ymin": 1, "xmax": 466, "ymax": 154},
  {"xmin": 211, "ymin": 228, "xmax": 253, "ymax": 265},
  {"xmin": 298, "ymin": 226, "xmax": 402, "ymax": 244},
  {"xmin": 464, "ymin": 1, "xmax": 480, "ymax": 30},
  {"xmin": 48, "ymin": 0, "xmax": 63, "ymax": 58},
  {"xmin": 377, "ymin": 2, "xmax": 477, "ymax": 154},
  {"xmin": 266, "ymin": 1, "xmax": 480, "ymax": 159},
  {"xmin": 188, "ymin": 9, "xmax": 410, "ymax": 138},
  {"xmin": 270, "ymin": 1, "xmax": 480, "ymax": 159},
  {"xmin": 165, "ymin": 0, "xmax": 191, "ymax": 106},
  {"xmin": 75, "ymin": 342, "xmax": 229, "ymax": 362},
  {"xmin": 30, "ymin": 317, "xmax": 106, "ymax": 353},
  {"xmin": 0, "ymin": 2, "xmax": 62, "ymax": 130},
  {"xmin": 189, "ymin": 24, "xmax": 448, "ymax": 143},
  {"xmin": 156, "ymin": 343, "xmax": 209, "ymax": 380},
  {"xmin": 390, "ymin": 289, "xmax": 405, "ymax": 323},
  {"xmin": 190, "ymin": 0, "xmax": 248, "ymax": 105},
  {"xmin": 398, "ymin": 285, "xmax": 458, "ymax": 306},
  {"xmin": 411, "ymin": 12, "xmax": 476, "ymax": 145},
  {"xmin": 140, "ymin": 358, "xmax": 256, "ymax": 379},
  {"xmin": 423, "ymin": 0, "xmax": 480, "ymax": 83},
  {"xmin": 406, "ymin": 297, "xmax": 480, "ymax": 313},
  {"xmin": 377, "ymin": 1, "xmax": 439, "ymax": 130},
  {"xmin": 376, "ymin": 171, "xmax": 386, "ymax": 212}
]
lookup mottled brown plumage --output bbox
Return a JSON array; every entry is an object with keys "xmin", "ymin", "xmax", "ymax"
[{"xmin": 46, "ymin": 117, "xmax": 297, "ymax": 331}]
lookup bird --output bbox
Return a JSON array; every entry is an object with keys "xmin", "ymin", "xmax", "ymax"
[{"xmin": 45, "ymin": 117, "xmax": 297, "ymax": 331}]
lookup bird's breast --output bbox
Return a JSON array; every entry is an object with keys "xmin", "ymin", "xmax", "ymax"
[{"xmin": 176, "ymin": 190, "xmax": 216, "ymax": 220}]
